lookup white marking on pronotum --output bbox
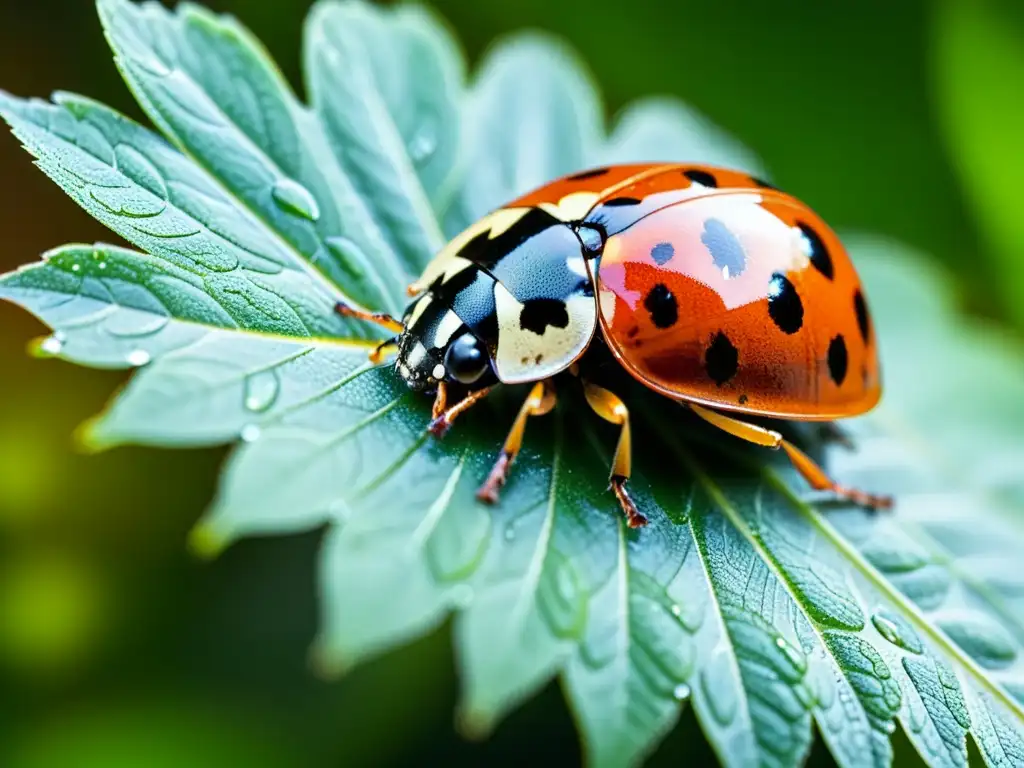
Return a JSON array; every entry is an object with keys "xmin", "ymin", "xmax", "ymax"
[
  {"xmin": 414, "ymin": 209, "xmax": 530, "ymax": 290},
  {"xmin": 432, "ymin": 310, "xmax": 463, "ymax": 348},
  {"xmin": 406, "ymin": 294, "xmax": 433, "ymax": 330},
  {"xmin": 432, "ymin": 364, "xmax": 446, "ymax": 380},
  {"xmin": 405, "ymin": 344, "xmax": 426, "ymax": 369}
]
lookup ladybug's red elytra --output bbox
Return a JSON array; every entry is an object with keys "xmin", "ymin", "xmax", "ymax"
[{"xmin": 337, "ymin": 163, "xmax": 891, "ymax": 527}]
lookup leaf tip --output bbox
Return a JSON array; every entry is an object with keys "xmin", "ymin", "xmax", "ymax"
[
  {"xmin": 187, "ymin": 521, "xmax": 229, "ymax": 560},
  {"xmin": 454, "ymin": 706, "xmax": 494, "ymax": 742},
  {"xmin": 26, "ymin": 334, "xmax": 64, "ymax": 360},
  {"xmin": 307, "ymin": 638, "xmax": 352, "ymax": 680},
  {"xmin": 72, "ymin": 416, "xmax": 113, "ymax": 455}
]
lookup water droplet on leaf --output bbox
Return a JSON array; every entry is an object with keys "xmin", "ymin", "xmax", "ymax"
[
  {"xmin": 672, "ymin": 683, "xmax": 691, "ymax": 701},
  {"xmin": 240, "ymin": 424, "xmax": 261, "ymax": 443},
  {"xmin": 39, "ymin": 336, "xmax": 63, "ymax": 356},
  {"xmin": 670, "ymin": 604, "xmax": 682, "ymax": 617},
  {"xmin": 71, "ymin": 264, "xmax": 80, "ymax": 272},
  {"xmin": 126, "ymin": 349, "xmax": 150, "ymax": 366},
  {"xmin": 272, "ymin": 178, "xmax": 320, "ymax": 222},
  {"xmin": 243, "ymin": 370, "xmax": 280, "ymax": 413},
  {"xmin": 774, "ymin": 635, "xmax": 809, "ymax": 675},
  {"xmin": 871, "ymin": 611, "xmax": 922, "ymax": 654},
  {"xmin": 408, "ymin": 122, "xmax": 438, "ymax": 163},
  {"xmin": 98, "ymin": 262, "xmax": 107, "ymax": 270},
  {"xmin": 700, "ymin": 656, "xmax": 738, "ymax": 726}
]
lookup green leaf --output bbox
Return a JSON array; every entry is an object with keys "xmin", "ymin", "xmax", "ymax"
[
  {"xmin": 3, "ymin": 2, "xmax": 1024, "ymax": 767},
  {"xmin": 96, "ymin": 0, "xmax": 418, "ymax": 314},
  {"xmin": 441, "ymin": 33, "xmax": 603, "ymax": 237},
  {"xmin": 304, "ymin": 1, "xmax": 462, "ymax": 273}
]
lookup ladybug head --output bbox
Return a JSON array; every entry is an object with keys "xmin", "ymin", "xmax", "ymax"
[{"xmin": 394, "ymin": 293, "xmax": 497, "ymax": 392}]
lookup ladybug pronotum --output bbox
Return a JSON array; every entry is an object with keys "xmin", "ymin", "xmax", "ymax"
[{"xmin": 338, "ymin": 163, "xmax": 891, "ymax": 527}]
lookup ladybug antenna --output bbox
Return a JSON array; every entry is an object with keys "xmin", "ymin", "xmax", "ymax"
[{"xmin": 334, "ymin": 301, "xmax": 404, "ymax": 334}]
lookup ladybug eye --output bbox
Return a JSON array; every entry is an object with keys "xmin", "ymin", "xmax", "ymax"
[{"xmin": 444, "ymin": 333, "xmax": 489, "ymax": 384}]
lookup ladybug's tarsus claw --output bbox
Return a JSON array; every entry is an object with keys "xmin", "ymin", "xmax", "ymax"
[
  {"xmin": 426, "ymin": 385, "xmax": 494, "ymax": 440},
  {"xmin": 839, "ymin": 486, "xmax": 894, "ymax": 512},
  {"xmin": 477, "ymin": 452, "xmax": 511, "ymax": 505},
  {"xmin": 428, "ymin": 416, "xmax": 451, "ymax": 439},
  {"xmin": 612, "ymin": 476, "xmax": 647, "ymax": 528}
]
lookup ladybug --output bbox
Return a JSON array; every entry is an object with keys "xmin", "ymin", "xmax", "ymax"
[{"xmin": 337, "ymin": 163, "xmax": 891, "ymax": 527}]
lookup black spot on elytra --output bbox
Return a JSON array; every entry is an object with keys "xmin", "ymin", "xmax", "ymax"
[
  {"xmin": 768, "ymin": 273, "xmax": 803, "ymax": 334},
  {"xmin": 603, "ymin": 196, "xmax": 642, "ymax": 207},
  {"xmin": 567, "ymin": 167, "xmax": 609, "ymax": 182},
  {"xmin": 751, "ymin": 176, "xmax": 778, "ymax": 190},
  {"xmin": 626, "ymin": 326, "xmax": 640, "ymax": 339},
  {"xmin": 796, "ymin": 222, "xmax": 834, "ymax": 280},
  {"xmin": 853, "ymin": 290, "xmax": 870, "ymax": 343},
  {"xmin": 705, "ymin": 332, "xmax": 739, "ymax": 386},
  {"xmin": 650, "ymin": 242, "xmax": 675, "ymax": 265},
  {"xmin": 701, "ymin": 218, "xmax": 747, "ymax": 278},
  {"xmin": 684, "ymin": 169, "xmax": 718, "ymax": 188},
  {"xmin": 519, "ymin": 298, "xmax": 569, "ymax": 335},
  {"xmin": 738, "ymin": 394, "xmax": 749, "ymax": 405},
  {"xmin": 828, "ymin": 334, "xmax": 848, "ymax": 386},
  {"xmin": 643, "ymin": 283, "xmax": 678, "ymax": 329}
]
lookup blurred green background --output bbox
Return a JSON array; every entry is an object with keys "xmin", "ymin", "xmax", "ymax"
[{"xmin": 0, "ymin": 0, "xmax": 1020, "ymax": 765}]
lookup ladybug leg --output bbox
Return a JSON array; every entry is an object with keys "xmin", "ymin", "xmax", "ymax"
[
  {"xmin": 688, "ymin": 404, "xmax": 893, "ymax": 511},
  {"xmin": 334, "ymin": 301, "xmax": 404, "ymax": 334},
  {"xmin": 582, "ymin": 382, "xmax": 648, "ymax": 529},
  {"xmin": 428, "ymin": 385, "xmax": 494, "ymax": 438},
  {"xmin": 476, "ymin": 380, "xmax": 557, "ymax": 504},
  {"xmin": 369, "ymin": 337, "xmax": 399, "ymax": 364}
]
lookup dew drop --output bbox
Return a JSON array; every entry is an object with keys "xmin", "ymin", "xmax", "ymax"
[
  {"xmin": 503, "ymin": 525, "xmax": 516, "ymax": 542},
  {"xmin": 908, "ymin": 694, "xmax": 927, "ymax": 733},
  {"xmin": 126, "ymin": 349, "xmax": 151, "ymax": 366},
  {"xmin": 39, "ymin": 335, "xmax": 63, "ymax": 356},
  {"xmin": 775, "ymin": 635, "xmax": 809, "ymax": 675},
  {"xmin": 884, "ymin": 720, "xmax": 897, "ymax": 735},
  {"xmin": 71, "ymin": 263, "xmax": 81, "ymax": 272},
  {"xmin": 135, "ymin": 53, "xmax": 172, "ymax": 78},
  {"xmin": 556, "ymin": 563, "xmax": 578, "ymax": 603},
  {"xmin": 243, "ymin": 370, "xmax": 281, "ymax": 413},
  {"xmin": 240, "ymin": 424, "xmax": 261, "ymax": 443},
  {"xmin": 670, "ymin": 604, "xmax": 682, "ymax": 618},
  {"xmin": 408, "ymin": 122, "xmax": 438, "ymax": 163},
  {"xmin": 272, "ymin": 178, "xmax": 321, "ymax": 222},
  {"xmin": 672, "ymin": 683, "xmax": 691, "ymax": 701},
  {"xmin": 871, "ymin": 611, "xmax": 922, "ymax": 654},
  {"xmin": 98, "ymin": 262, "xmax": 107, "ymax": 270},
  {"xmin": 450, "ymin": 584, "xmax": 474, "ymax": 609},
  {"xmin": 325, "ymin": 237, "xmax": 370, "ymax": 281},
  {"xmin": 700, "ymin": 657, "xmax": 738, "ymax": 726}
]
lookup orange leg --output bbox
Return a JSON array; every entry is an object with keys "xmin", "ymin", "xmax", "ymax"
[
  {"xmin": 431, "ymin": 381, "xmax": 449, "ymax": 420},
  {"xmin": 428, "ymin": 386, "xmax": 494, "ymax": 438},
  {"xmin": 689, "ymin": 404, "xmax": 892, "ymax": 510},
  {"xmin": 477, "ymin": 381, "xmax": 557, "ymax": 504},
  {"xmin": 334, "ymin": 301, "xmax": 404, "ymax": 334},
  {"xmin": 369, "ymin": 338, "xmax": 399, "ymax": 364},
  {"xmin": 583, "ymin": 382, "xmax": 648, "ymax": 528}
]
